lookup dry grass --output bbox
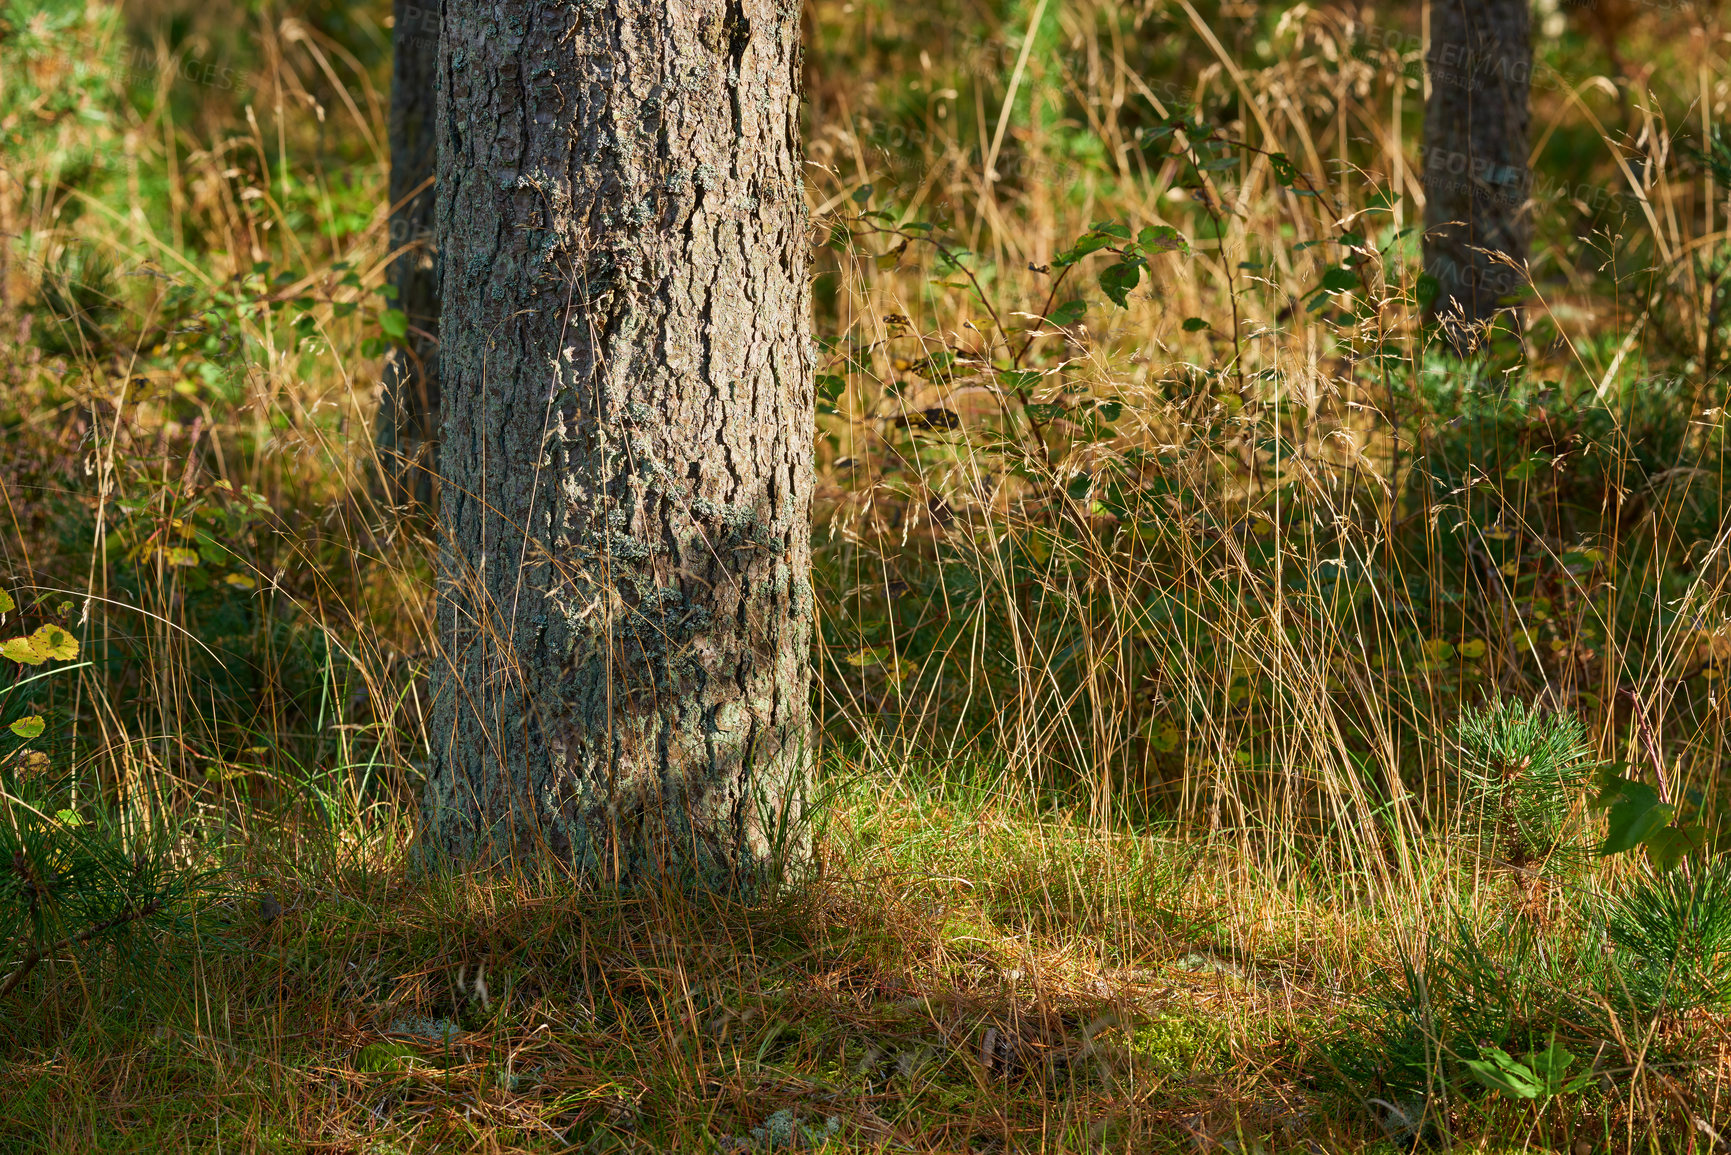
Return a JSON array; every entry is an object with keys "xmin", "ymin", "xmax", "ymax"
[{"xmin": 4, "ymin": 0, "xmax": 1731, "ymax": 1149}]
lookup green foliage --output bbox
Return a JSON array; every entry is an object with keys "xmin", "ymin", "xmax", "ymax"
[
  {"xmin": 1453, "ymin": 698, "xmax": 1595, "ymax": 870},
  {"xmin": 1604, "ymin": 859, "xmax": 1731, "ymax": 1013},
  {"xmin": 0, "ymin": 772, "xmax": 213, "ymax": 1000},
  {"xmin": 1462, "ymin": 1040, "xmax": 1594, "ymax": 1102}
]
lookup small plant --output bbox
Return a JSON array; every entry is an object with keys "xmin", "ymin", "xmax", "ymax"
[
  {"xmin": 0, "ymin": 774, "xmax": 208, "ymax": 1001},
  {"xmin": 1462, "ymin": 1039, "xmax": 1594, "ymax": 1103},
  {"xmin": 1604, "ymin": 858, "xmax": 1731, "ymax": 1013},
  {"xmin": 1453, "ymin": 699, "xmax": 1595, "ymax": 872}
]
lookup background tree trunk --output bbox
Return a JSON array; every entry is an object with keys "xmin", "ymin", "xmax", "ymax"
[
  {"xmin": 1422, "ymin": 0, "xmax": 1532, "ymax": 348},
  {"xmin": 373, "ymin": 0, "xmax": 441, "ymax": 513},
  {"xmin": 421, "ymin": 0, "xmax": 813, "ymax": 881}
]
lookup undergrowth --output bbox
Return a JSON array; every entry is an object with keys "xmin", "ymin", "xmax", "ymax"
[{"xmin": 5, "ymin": 0, "xmax": 1731, "ymax": 1150}]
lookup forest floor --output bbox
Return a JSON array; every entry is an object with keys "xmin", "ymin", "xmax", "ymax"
[{"xmin": 6, "ymin": 765, "xmax": 1718, "ymax": 1153}]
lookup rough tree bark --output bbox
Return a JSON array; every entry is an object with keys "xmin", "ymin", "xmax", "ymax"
[
  {"xmin": 420, "ymin": 0, "xmax": 813, "ymax": 881},
  {"xmin": 373, "ymin": 0, "xmax": 442, "ymax": 513},
  {"xmin": 1422, "ymin": 0, "xmax": 1532, "ymax": 348}
]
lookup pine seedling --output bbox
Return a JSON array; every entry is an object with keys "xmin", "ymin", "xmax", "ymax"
[
  {"xmin": 1454, "ymin": 698, "xmax": 1595, "ymax": 872},
  {"xmin": 0, "ymin": 773, "xmax": 208, "ymax": 1000},
  {"xmin": 1605, "ymin": 858, "xmax": 1731, "ymax": 1013}
]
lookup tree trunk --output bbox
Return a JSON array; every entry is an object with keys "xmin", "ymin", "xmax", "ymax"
[
  {"xmin": 420, "ymin": 0, "xmax": 813, "ymax": 882},
  {"xmin": 1422, "ymin": 0, "xmax": 1532, "ymax": 349},
  {"xmin": 373, "ymin": 0, "xmax": 442, "ymax": 513}
]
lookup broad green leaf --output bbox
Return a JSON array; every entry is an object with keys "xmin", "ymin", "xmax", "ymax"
[
  {"xmin": 9, "ymin": 715, "xmax": 44, "ymax": 739},
  {"xmin": 1047, "ymin": 300, "xmax": 1087, "ymax": 326},
  {"xmin": 1462, "ymin": 1048, "xmax": 1543, "ymax": 1099},
  {"xmin": 1524, "ymin": 1042, "xmax": 1574, "ymax": 1083},
  {"xmin": 55, "ymin": 808, "xmax": 83, "ymax": 827},
  {"xmin": 1644, "ymin": 823, "xmax": 1705, "ymax": 871},
  {"xmin": 1181, "ymin": 317, "xmax": 1210, "ymax": 332},
  {"xmin": 1321, "ymin": 267, "xmax": 1358, "ymax": 293},
  {"xmin": 1052, "ymin": 232, "xmax": 1116, "ymax": 268},
  {"xmin": 1099, "ymin": 260, "xmax": 1141, "ymax": 307},
  {"xmin": 1598, "ymin": 776, "xmax": 1672, "ymax": 856},
  {"xmin": 1137, "ymin": 225, "xmax": 1187, "ymax": 254},
  {"xmin": 380, "ymin": 309, "xmax": 409, "ymax": 340},
  {"xmin": 0, "ymin": 589, "xmax": 13, "ymax": 615}
]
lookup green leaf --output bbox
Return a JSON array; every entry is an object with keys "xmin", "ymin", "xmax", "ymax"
[
  {"xmin": 851, "ymin": 183, "xmax": 874, "ymax": 205},
  {"xmin": 1095, "ymin": 400, "xmax": 1123, "ymax": 421},
  {"xmin": 1525, "ymin": 1042, "xmax": 1574, "ymax": 1084},
  {"xmin": 1269, "ymin": 152, "xmax": 1299, "ymax": 187},
  {"xmin": 1644, "ymin": 823, "xmax": 1705, "ymax": 871},
  {"xmin": 0, "ymin": 589, "xmax": 13, "ymax": 615},
  {"xmin": 1597, "ymin": 776, "xmax": 1673, "ymax": 856},
  {"xmin": 1181, "ymin": 317, "xmax": 1210, "ymax": 332},
  {"xmin": 9, "ymin": 715, "xmax": 44, "ymax": 739},
  {"xmin": 1024, "ymin": 403, "xmax": 1065, "ymax": 423},
  {"xmin": 1066, "ymin": 473, "xmax": 1093, "ymax": 500},
  {"xmin": 1047, "ymin": 300, "xmax": 1087, "ymax": 326},
  {"xmin": 380, "ymin": 309, "xmax": 409, "ymax": 340},
  {"xmin": 816, "ymin": 373, "xmax": 847, "ymax": 401},
  {"xmin": 1321, "ymin": 267, "xmax": 1358, "ymax": 293},
  {"xmin": 1052, "ymin": 231, "xmax": 1117, "ymax": 268},
  {"xmin": 1137, "ymin": 225, "xmax": 1187, "ymax": 254},
  {"xmin": 1462, "ymin": 1047, "xmax": 1544, "ymax": 1099},
  {"xmin": 1099, "ymin": 260, "xmax": 1142, "ymax": 307}
]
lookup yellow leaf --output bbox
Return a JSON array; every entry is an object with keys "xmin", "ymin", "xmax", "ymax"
[
  {"xmin": 10, "ymin": 715, "xmax": 44, "ymax": 739},
  {"xmin": 0, "ymin": 588, "xmax": 13, "ymax": 615},
  {"xmin": 224, "ymin": 573, "xmax": 257, "ymax": 590},
  {"xmin": 28, "ymin": 624, "xmax": 79, "ymax": 662},
  {"xmin": 1, "ymin": 637, "xmax": 44, "ymax": 665},
  {"xmin": 1458, "ymin": 639, "xmax": 1487, "ymax": 660},
  {"xmin": 1424, "ymin": 638, "xmax": 1455, "ymax": 662}
]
